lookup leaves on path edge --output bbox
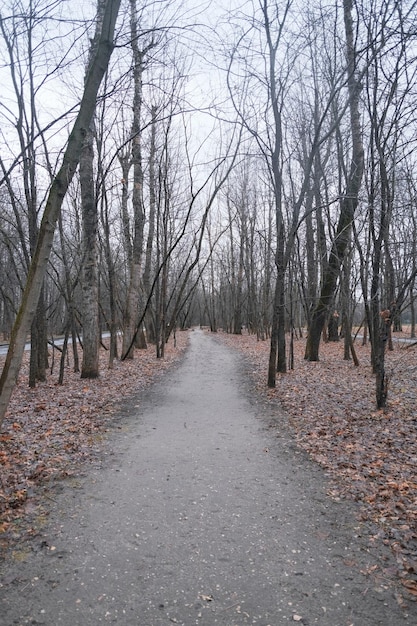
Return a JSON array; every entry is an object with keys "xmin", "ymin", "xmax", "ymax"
[
  {"xmin": 217, "ymin": 330, "xmax": 417, "ymax": 603},
  {"xmin": 0, "ymin": 332, "xmax": 189, "ymax": 558}
]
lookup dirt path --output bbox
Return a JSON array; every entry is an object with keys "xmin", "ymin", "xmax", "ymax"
[{"xmin": 0, "ymin": 329, "xmax": 414, "ymax": 625}]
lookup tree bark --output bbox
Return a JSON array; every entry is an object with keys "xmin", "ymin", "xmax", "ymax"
[
  {"xmin": 143, "ymin": 105, "xmax": 157, "ymax": 344},
  {"xmin": 29, "ymin": 292, "xmax": 48, "ymax": 386},
  {"xmin": 80, "ymin": 113, "xmax": 99, "ymax": 378},
  {"xmin": 305, "ymin": 0, "xmax": 364, "ymax": 361},
  {"xmin": 375, "ymin": 311, "xmax": 391, "ymax": 408},
  {"xmin": 122, "ymin": 0, "xmax": 149, "ymax": 357},
  {"xmin": 233, "ymin": 217, "xmax": 245, "ymax": 335},
  {"xmin": 80, "ymin": 0, "xmax": 111, "ymax": 378},
  {"xmin": 0, "ymin": 0, "xmax": 121, "ymax": 429},
  {"xmin": 262, "ymin": 0, "xmax": 289, "ymax": 384}
]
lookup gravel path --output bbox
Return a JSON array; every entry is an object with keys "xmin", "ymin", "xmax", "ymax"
[{"xmin": 0, "ymin": 329, "xmax": 414, "ymax": 625}]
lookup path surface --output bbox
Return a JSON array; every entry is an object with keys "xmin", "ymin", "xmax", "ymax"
[{"xmin": 0, "ymin": 329, "xmax": 414, "ymax": 625}]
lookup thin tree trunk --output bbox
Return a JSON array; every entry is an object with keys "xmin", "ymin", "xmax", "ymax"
[
  {"xmin": 375, "ymin": 312, "xmax": 391, "ymax": 408},
  {"xmin": 80, "ymin": 116, "xmax": 99, "ymax": 378},
  {"xmin": 80, "ymin": 0, "xmax": 109, "ymax": 378},
  {"xmin": 101, "ymin": 189, "xmax": 118, "ymax": 368},
  {"xmin": 233, "ymin": 225, "xmax": 244, "ymax": 335},
  {"xmin": 119, "ymin": 155, "xmax": 132, "ymax": 264},
  {"xmin": 143, "ymin": 105, "xmax": 157, "ymax": 344},
  {"xmin": 29, "ymin": 292, "xmax": 48, "ymax": 386},
  {"xmin": 305, "ymin": 0, "xmax": 364, "ymax": 361},
  {"xmin": 58, "ymin": 328, "xmax": 70, "ymax": 385},
  {"xmin": 262, "ymin": 1, "xmax": 287, "ymax": 382},
  {"xmin": 58, "ymin": 211, "xmax": 80, "ymax": 375},
  {"xmin": 122, "ymin": 0, "xmax": 149, "ymax": 357},
  {"xmin": 267, "ymin": 278, "xmax": 280, "ymax": 387}
]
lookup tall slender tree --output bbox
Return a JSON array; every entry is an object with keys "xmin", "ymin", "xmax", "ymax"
[
  {"xmin": 122, "ymin": 1, "xmax": 154, "ymax": 358},
  {"xmin": 0, "ymin": 5, "xmax": 49, "ymax": 386},
  {"xmin": 305, "ymin": 0, "xmax": 365, "ymax": 361},
  {"xmin": 79, "ymin": 0, "xmax": 107, "ymax": 379}
]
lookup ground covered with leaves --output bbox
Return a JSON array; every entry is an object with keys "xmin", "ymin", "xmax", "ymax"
[
  {"xmin": 217, "ymin": 329, "xmax": 417, "ymax": 603},
  {"xmin": 0, "ymin": 332, "xmax": 189, "ymax": 558}
]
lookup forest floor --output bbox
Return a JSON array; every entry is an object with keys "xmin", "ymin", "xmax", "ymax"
[{"xmin": 0, "ymin": 327, "xmax": 417, "ymax": 604}]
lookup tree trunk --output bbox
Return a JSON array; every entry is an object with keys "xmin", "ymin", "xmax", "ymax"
[
  {"xmin": 410, "ymin": 282, "xmax": 416, "ymax": 338},
  {"xmin": 79, "ymin": 0, "xmax": 111, "ymax": 379},
  {"xmin": 122, "ymin": 0, "xmax": 148, "ymax": 358},
  {"xmin": 209, "ymin": 257, "xmax": 217, "ymax": 332},
  {"xmin": 328, "ymin": 311, "xmax": 340, "ymax": 342},
  {"xmin": 119, "ymin": 155, "xmax": 132, "ymax": 264},
  {"xmin": 80, "ymin": 116, "xmax": 99, "ymax": 378},
  {"xmin": 29, "ymin": 292, "xmax": 48, "ymax": 386},
  {"xmin": 375, "ymin": 311, "xmax": 391, "ymax": 408},
  {"xmin": 267, "ymin": 281, "xmax": 280, "ymax": 388},
  {"xmin": 58, "ymin": 211, "xmax": 80, "ymax": 375},
  {"xmin": 0, "ymin": 0, "xmax": 121, "ymax": 429},
  {"xmin": 8, "ymin": 11, "xmax": 50, "ymax": 388},
  {"xmin": 305, "ymin": 0, "xmax": 364, "ymax": 361},
  {"xmin": 262, "ymin": 2, "xmax": 288, "ymax": 382},
  {"xmin": 267, "ymin": 248, "xmax": 286, "ymax": 387},
  {"xmin": 143, "ymin": 106, "xmax": 157, "ymax": 344},
  {"xmin": 100, "ymin": 187, "xmax": 118, "ymax": 368},
  {"xmin": 233, "ymin": 225, "xmax": 244, "ymax": 335}
]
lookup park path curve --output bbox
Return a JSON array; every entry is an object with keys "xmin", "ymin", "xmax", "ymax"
[{"xmin": 0, "ymin": 329, "xmax": 414, "ymax": 625}]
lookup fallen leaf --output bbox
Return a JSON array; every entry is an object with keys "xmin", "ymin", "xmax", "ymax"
[
  {"xmin": 199, "ymin": 594, "xmax": 214, "ymax": 602},
  {"xmin": 401, "ymin": 579, "xmax": 417, "ymax": 596}
]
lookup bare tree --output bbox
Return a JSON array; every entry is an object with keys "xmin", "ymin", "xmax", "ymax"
[
  {"xmin": 224, "ymin": 0, "xmax": 368, "ymax": 385},
  {"xmin": 0, "ymin": 4, "xmax": 50, "ymax": 385},
  {"xmin": 122, "ymin": 1, "xmax": 156, "ymax": 358},
  {"xmin": 79, "ymin": 0, "xmax": 110, "ymax": 378},
  {"xmin": 305, "ymin": 0, "xmax": 365, "ymax": 361}
]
